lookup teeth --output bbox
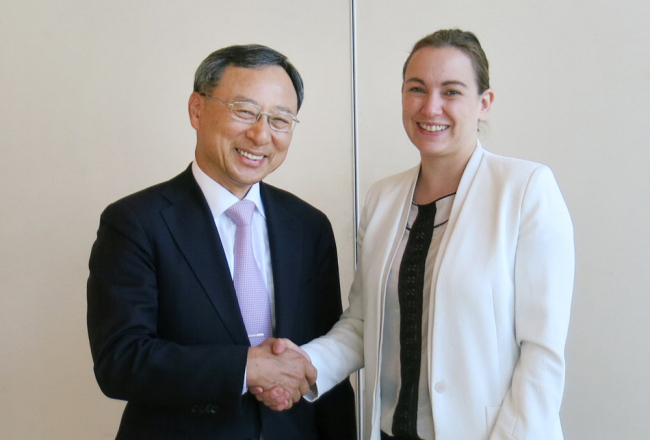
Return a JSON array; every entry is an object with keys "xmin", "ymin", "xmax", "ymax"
[
  {"xmin": 419, "ymin": 123, "xmax": 448, "ymax": 132},
  {"xmin": 237, "ymin": 149, "xmax": 264, "ymax": 161}
]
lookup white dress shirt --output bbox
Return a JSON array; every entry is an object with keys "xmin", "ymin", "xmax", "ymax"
[
  {"xmin": 191, "ymin": 161, "xmax": 275, "ymax": 321},
  {"xmin": 191, "ymin": 161, "xmax": 275, "ymax": 394}
]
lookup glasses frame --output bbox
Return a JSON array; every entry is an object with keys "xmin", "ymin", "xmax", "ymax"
[{"xmin": 199, "ymin": 93, "xmax": 299, "ymax": 132}]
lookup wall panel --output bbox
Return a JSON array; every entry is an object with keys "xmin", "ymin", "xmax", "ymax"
[
  {"xmin": 354, "ymin": 1, "xmax": 650, "ymax": 438},
  {"xmin": 0, "ymin": 1, "xmax": 353, "ymax": 438}
]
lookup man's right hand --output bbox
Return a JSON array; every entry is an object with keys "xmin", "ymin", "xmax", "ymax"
[{"xmin": 246, "ymin": 338, "xmax": 316, "ymax": 411}]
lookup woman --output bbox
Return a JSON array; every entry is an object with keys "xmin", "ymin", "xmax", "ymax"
[{"xmin": 259, "ymin": 29, "xmax": 574, "ymax": 440}]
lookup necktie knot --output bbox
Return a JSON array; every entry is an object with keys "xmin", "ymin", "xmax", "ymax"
[{"xmin": 225, "ymin": 199, "xmax": 256, "ymax": 227}]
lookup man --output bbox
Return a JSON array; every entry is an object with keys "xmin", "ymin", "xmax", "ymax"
[{"xmin": 87, "ymin": 44, "xmax": 356, "ymax": 440}]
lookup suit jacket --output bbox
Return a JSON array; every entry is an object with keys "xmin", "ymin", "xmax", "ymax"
[
  {"xmin": 87, "ymin": 166, "xmax": 356, "ymax": 440},
  {"xmin": 304, "ymin": 142, "xmax": 574, "ymax": 440}
]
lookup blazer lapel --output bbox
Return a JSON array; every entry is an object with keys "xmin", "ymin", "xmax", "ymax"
[
  {"xmin": 160, "ymin": 168, "xmax": 249, "ymax": 345},
  {"xmin": 260, "ymin": 182, "xmax": 302, "ymax": 338},
  {"xmin": 433, "ymin": 141, "xmax": 485, "ymax": 271}
]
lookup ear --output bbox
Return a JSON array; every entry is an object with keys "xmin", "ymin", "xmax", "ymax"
[
  {"xmin": 188, "ymin": 92, "xmax": 203, "ymax": 131},
  {"xmin": 478, "ymin": 89, "xmax": 494, "ymax": 121}
]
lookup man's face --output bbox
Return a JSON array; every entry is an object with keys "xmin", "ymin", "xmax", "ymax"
[{"xmin": 189, "ymin": 65, "xmax": 298, "ymax": 198}]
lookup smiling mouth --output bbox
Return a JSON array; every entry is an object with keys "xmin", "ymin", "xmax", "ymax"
[
  {"xmin": 418, "ymin": 123, "xmax": 449, "ymax": 132},
  {"xmin": 236, "ymin": 148, "xmax": 264, "ymax": 161}
]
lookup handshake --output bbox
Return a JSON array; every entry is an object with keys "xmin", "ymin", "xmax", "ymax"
[{"xmin": 246, "ymin": 338, "xmax": 316, "ymax": 411}]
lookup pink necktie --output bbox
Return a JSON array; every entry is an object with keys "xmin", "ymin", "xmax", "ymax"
[{"xmin": 225, "ymin": 200, "xmax": 273, "ymax": 347}]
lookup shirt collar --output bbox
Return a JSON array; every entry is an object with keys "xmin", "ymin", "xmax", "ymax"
[{"xmin": 191, "ymin": 161, "xmax": 266, "ymax": 219}]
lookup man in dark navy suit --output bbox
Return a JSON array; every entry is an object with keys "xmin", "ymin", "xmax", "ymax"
[{"xmin": 87, "ymin": 44, "xmax": 356, "ymax": 440}]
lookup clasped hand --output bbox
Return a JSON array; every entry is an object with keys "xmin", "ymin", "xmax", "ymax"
[{"xmin": 246, "ymin": 338, "xmax": 314, "ymax": 411}]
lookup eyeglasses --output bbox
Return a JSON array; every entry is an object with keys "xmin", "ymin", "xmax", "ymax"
[{"xmin": 200, "ymin": 93, "xmax": 299, "ymax": 133}]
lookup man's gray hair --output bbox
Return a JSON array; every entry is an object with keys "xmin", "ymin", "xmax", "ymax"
[{"xmin": 194, "ymin": 44, "xmax": 304, "ymax": 110}]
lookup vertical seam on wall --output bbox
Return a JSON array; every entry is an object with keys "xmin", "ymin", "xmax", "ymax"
[
  {"xmin": 351, "ymin": 0, "xmax": 360, "ymax": 240},
  {"xmin": 350, "ymin": 0, "xmax": 364, "ymax": 439}
]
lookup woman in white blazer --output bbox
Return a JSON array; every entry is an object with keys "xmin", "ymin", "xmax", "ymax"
[{"xmin": 256, "ymin": 29, "xmax": 574, "ymax": 440}]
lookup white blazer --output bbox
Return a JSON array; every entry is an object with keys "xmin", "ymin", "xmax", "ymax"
[{"xmin": 304, "ymin": 142, "xmax": 575, "ymax": 440}]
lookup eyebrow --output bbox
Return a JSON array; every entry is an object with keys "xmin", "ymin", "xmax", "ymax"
[
  {"xmin": 404, "ymin": 78, "xmax": 469, "ymax": 89},
  {"xmin": 231, "ymin": 96, "xmax": 296, "ymax": 115},
  {"xmin": 404, "ymin": 78, "xmax": 426, "ymax": 85},
  {"xmin": 441, "ymin": 80, "xmax": 468, "ymax": 88}
]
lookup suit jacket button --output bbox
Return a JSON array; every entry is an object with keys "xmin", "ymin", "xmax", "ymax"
[{"xmin": 203, "ymin": 404, "xmax": 218, "ymax": 415}]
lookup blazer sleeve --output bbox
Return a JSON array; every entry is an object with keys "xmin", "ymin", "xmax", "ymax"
[
  {"xmin": 302, "ymin": 203, "xmax": 369, "ymax": 397},
  {"xmin": 87, "ymin": 199, "xmax": 249, "ymax": 414},
  {"xmin": 491, "ymin": 165, "xmax": 575, "ymax": 440},
  {"xmin": 309, "ymin": 217, "xmax": 358, "ymax": 440}
]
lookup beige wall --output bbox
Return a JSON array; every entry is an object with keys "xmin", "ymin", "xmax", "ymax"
[
  {"xmin": 0, "ymin": 1, "xmax": 353, "ymax": 438},
  {"xmin": 1, "ymin": 0, "xmax": 649, "ymax": 439}
]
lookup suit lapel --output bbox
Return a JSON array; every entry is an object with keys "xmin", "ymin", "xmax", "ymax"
[
  {"xmin": 160, "ymin": 168, "xmax": 249, "ymax": 345},
  {"xmin": 260, "ymin": 182, "xmax": 302, "ymax": 338}
]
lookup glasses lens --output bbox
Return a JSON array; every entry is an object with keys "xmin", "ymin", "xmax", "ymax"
[
  {"xmin": 229, "ymin": 102, "xmax": 296, "ymax": 132},
  {"xmin": 230, "ymin": 102, "xmax": 260, "ymax": 123},
  {"xmin": 268, "ymin": 112, "xmax": 295, "ymax": 132}
]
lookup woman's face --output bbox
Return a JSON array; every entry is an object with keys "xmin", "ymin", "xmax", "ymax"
[{"xmin": 402, "ymin": 46, "xmax": 493, "ymax": 162}]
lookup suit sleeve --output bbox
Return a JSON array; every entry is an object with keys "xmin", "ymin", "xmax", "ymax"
[
  {"xmin": 87, "ymin": 199, "xmax": 248, "ymax": 414},
  {"xmin": 490, "ymin": 166, "xmax": 575, "ymax": 440}
]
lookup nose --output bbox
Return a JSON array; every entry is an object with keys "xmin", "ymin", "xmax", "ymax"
[
  {"xmin": 420, "ymin": 93, "xmax": 443, "ymax": 117},
  {"xmin": 245, "ymin": 115, "xmax": 272, "ymax": 146}
]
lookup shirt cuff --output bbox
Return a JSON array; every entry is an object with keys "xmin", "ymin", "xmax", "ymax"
[
  {"xmin": 301, "ymin": 344, "xmax": 320, "ymax": 401},
  {"xmin": 304, "ymin": 383, "xmax": 319, "ymax": 402},
  {"xmin": 242, "ymin": 366, "xmax": 248, "ymax": 395}
]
